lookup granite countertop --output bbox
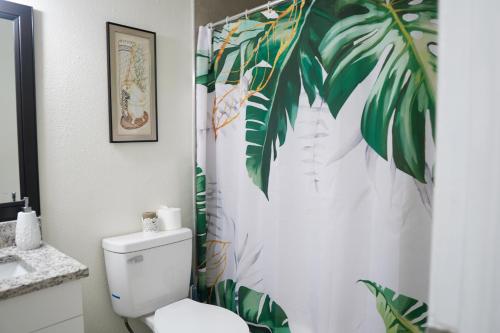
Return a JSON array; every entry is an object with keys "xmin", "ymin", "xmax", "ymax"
[
  {"xmin": 0, "ymin": 221, "xmax": 16, "ymax": 248},
  {"xmin": 0, "ymin": 243, "xmax": 89, "ymax": 300}
]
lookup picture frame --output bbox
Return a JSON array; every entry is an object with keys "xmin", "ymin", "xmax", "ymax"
[{"xmin": 106, "ymin": 22, "xmax": 158, "ymax": 142}]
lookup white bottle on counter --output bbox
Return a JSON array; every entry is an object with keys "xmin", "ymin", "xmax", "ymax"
[{"xmin": 15, "ymin": 197, "xmax": 41, "ymax": 251}]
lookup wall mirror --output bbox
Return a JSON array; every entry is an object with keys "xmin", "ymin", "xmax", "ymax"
[{"xmin": 0, "ymin": 0, "xmax": 39, "ymax": 221}]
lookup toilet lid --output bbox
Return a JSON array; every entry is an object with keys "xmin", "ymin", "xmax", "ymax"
[{"xmin": 154, "ymin": 298, "xmax": 249, "ymax": 333}]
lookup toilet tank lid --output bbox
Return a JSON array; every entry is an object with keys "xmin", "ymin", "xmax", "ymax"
[{"xmin": 102, "ymin": 228, "xmax": 192, "ymax": 253}]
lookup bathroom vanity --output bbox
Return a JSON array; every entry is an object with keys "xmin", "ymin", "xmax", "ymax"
[{"xmin": 0, "ymin": 222, "xmax": 89, "ymax": 333}]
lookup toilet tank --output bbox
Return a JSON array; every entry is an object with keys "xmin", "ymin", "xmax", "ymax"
[{"xmin": 102, "ymin": 228, "xmax": 192, "ymax": 318}]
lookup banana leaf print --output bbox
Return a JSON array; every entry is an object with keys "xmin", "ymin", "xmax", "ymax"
[
  {"xmin": 210, "ymin": 279, "xmax": 238, "ymax": 313},
  {"xmin": 196, "ymin": 49, "xmax": 215, "ymax": 93},
  {"xmin": 239, "ymin": 286, "xmax": 290, "ymax": 333},
  {"xmin": 200, "ymin": 1, "xmax": 314, "ymax": 197},
  {"xmin": 244, "ymin": 1, "xmax": 310, "ymax": 198},
  {"xmin": 359, "ymin": 280, "xmax": 428, "ymax": 333},
  {"xmin": 242, "ymin": 0, "xmax": 337, "ymax": 198},
  {"xmin": 195, "ymin": 164, "xmax": 207, "ymax": 302},
  {"xmin": 212, "ymin": 20, "xmax": 267, "ymax": 86},
  {"xmin": 320, "ymin": 0, "xmax": 437, "ymax": 182},
  {"xmin": 210, "ymin": 279, "xmax": 290, "ymax": 333},
  {"xmin": 196, "ymin": 28, "xmax": 215, "ymax": 93},
  {"xmin": 200, "ymin": 1, "xmax": 334, "ymax": 197}
]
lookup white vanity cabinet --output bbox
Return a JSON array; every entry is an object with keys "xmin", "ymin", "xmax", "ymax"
[{"xmin": 0, "ymin": 280, "xmax": 85, "ymax": 333}]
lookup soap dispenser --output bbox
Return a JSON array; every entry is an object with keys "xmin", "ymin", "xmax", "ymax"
[{"xmin": 15, "ymin": 197, "xmax": 41, "ymax": 250}]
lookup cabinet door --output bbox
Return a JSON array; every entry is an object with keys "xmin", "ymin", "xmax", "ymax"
[
  {"xmin": 32, "ymin": 316, "xmax": 84, "ymax": 333},
  {"xmin": 0, "ymin": 281, "xmax": 83, "ymax": 333}
]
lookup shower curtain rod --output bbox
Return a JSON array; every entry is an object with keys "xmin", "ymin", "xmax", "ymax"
[{"xmin": 209, "ymin": 0, "xmax": 292, "ymax": 28}]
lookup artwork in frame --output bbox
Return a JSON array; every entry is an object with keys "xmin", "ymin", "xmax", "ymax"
[{"xmin": 107, "ymin": 22, "xmax": 158, "ymax": 142}]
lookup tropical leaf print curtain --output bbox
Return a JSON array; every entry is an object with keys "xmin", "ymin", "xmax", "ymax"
[{"xmin": 195, "ymin": 0, "xmax": 437, "ymax": 332}]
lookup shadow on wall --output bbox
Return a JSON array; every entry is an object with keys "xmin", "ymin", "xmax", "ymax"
[{"xmin": 194, "ymin": 0, "xmax": 266, "ymax": 27}]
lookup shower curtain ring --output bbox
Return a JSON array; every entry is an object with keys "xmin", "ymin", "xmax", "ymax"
[
  {"xmin": 225, "ymin": 16, "xmax": 229, "ymax": 25},
  {"xmin": 207, "ymin": 22, "xmax": 213, "ymax": 30},
  {"xmin": 267, "ymin": 1, "xmax": 271, "ymax": 12},
  {"xmin": 245, "ymin": 9, "xmax": 249, "ymax": 20}
]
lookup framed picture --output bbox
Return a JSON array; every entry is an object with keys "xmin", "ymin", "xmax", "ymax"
[{"xmin": 107, "ymin": 22, "xmax": 158, "ymax": 142}]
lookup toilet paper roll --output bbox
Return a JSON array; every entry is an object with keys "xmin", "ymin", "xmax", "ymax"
[{"xmin": 156, "ymin": 206, "xmax": 181, "ymax": 231}]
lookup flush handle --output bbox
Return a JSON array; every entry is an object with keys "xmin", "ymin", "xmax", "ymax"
[{"xmin": 127, "ymin": 255, "xmax": 143, "ymax": 264}]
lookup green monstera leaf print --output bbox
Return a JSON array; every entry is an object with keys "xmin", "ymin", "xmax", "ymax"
[
  {"xmin": 210, "ymin": 279, "xmax": 290, "ymax": 333},
  {"xmin": 195, "ymin": 164, "xmax": 207, "ymax": 302},
  {"xmin": 359, "ymin": 280, "xmax": 428, "ymax": 333},
  {"xmin": 197, "ymin": 0, "xmax": 437, "ymax": 196},
  {"xmin": 320, "ymin": 0, "xmax": 437, "ymax": 182}
]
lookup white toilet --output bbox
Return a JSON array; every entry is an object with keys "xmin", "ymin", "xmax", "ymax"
[{"xmin": 102, "ymin": 228, "xmax": 248, "ymax": 332}]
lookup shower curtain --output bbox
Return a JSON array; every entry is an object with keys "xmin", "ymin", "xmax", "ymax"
[{"xmin": 195, "ymin": 0, "xmax": 437, "ymax": 332}]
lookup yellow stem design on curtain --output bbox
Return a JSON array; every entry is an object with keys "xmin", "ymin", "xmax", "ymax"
[
  {"xmin": 210, "ymin": 0, "xmax": 304, "ymax": 139},
  {"xmin": 206, "ymin": 240, "xmax": 231, "ymax": 301}
]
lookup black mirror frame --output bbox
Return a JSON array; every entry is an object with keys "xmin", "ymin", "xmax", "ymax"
[{"xmin": 0, "ymin": 0, "xmax": 39, "ymax": 222}]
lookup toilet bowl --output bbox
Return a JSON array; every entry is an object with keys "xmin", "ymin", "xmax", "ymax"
[
  {"xmin": 102, "ymin": 229, "xmax": 248, "ymax": 333},
  {"xmin": 142, "ymin": 299, "xmax": 248, "ymax": 332}
]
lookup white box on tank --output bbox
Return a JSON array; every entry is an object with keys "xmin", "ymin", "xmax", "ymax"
[{"xmin": 102, "ymin": 228, "xmax": 192, "ymax": 318}]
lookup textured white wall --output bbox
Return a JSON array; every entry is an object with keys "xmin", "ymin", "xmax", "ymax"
[
  {"xmin": 430, "ymin": 0, "xmax": 500, "ymax": 331},
  {"xmin": 8, "ymin": 0, "xmax": 194, "ymax": 332},
  {"xmin": 0, "ymin": 19, "xmax": 20, "ymax": 201}
]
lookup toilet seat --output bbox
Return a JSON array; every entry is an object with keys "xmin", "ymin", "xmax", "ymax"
[{"xmin": 153, "ymin": 298, "xmax": 249, "ymax": 333}]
